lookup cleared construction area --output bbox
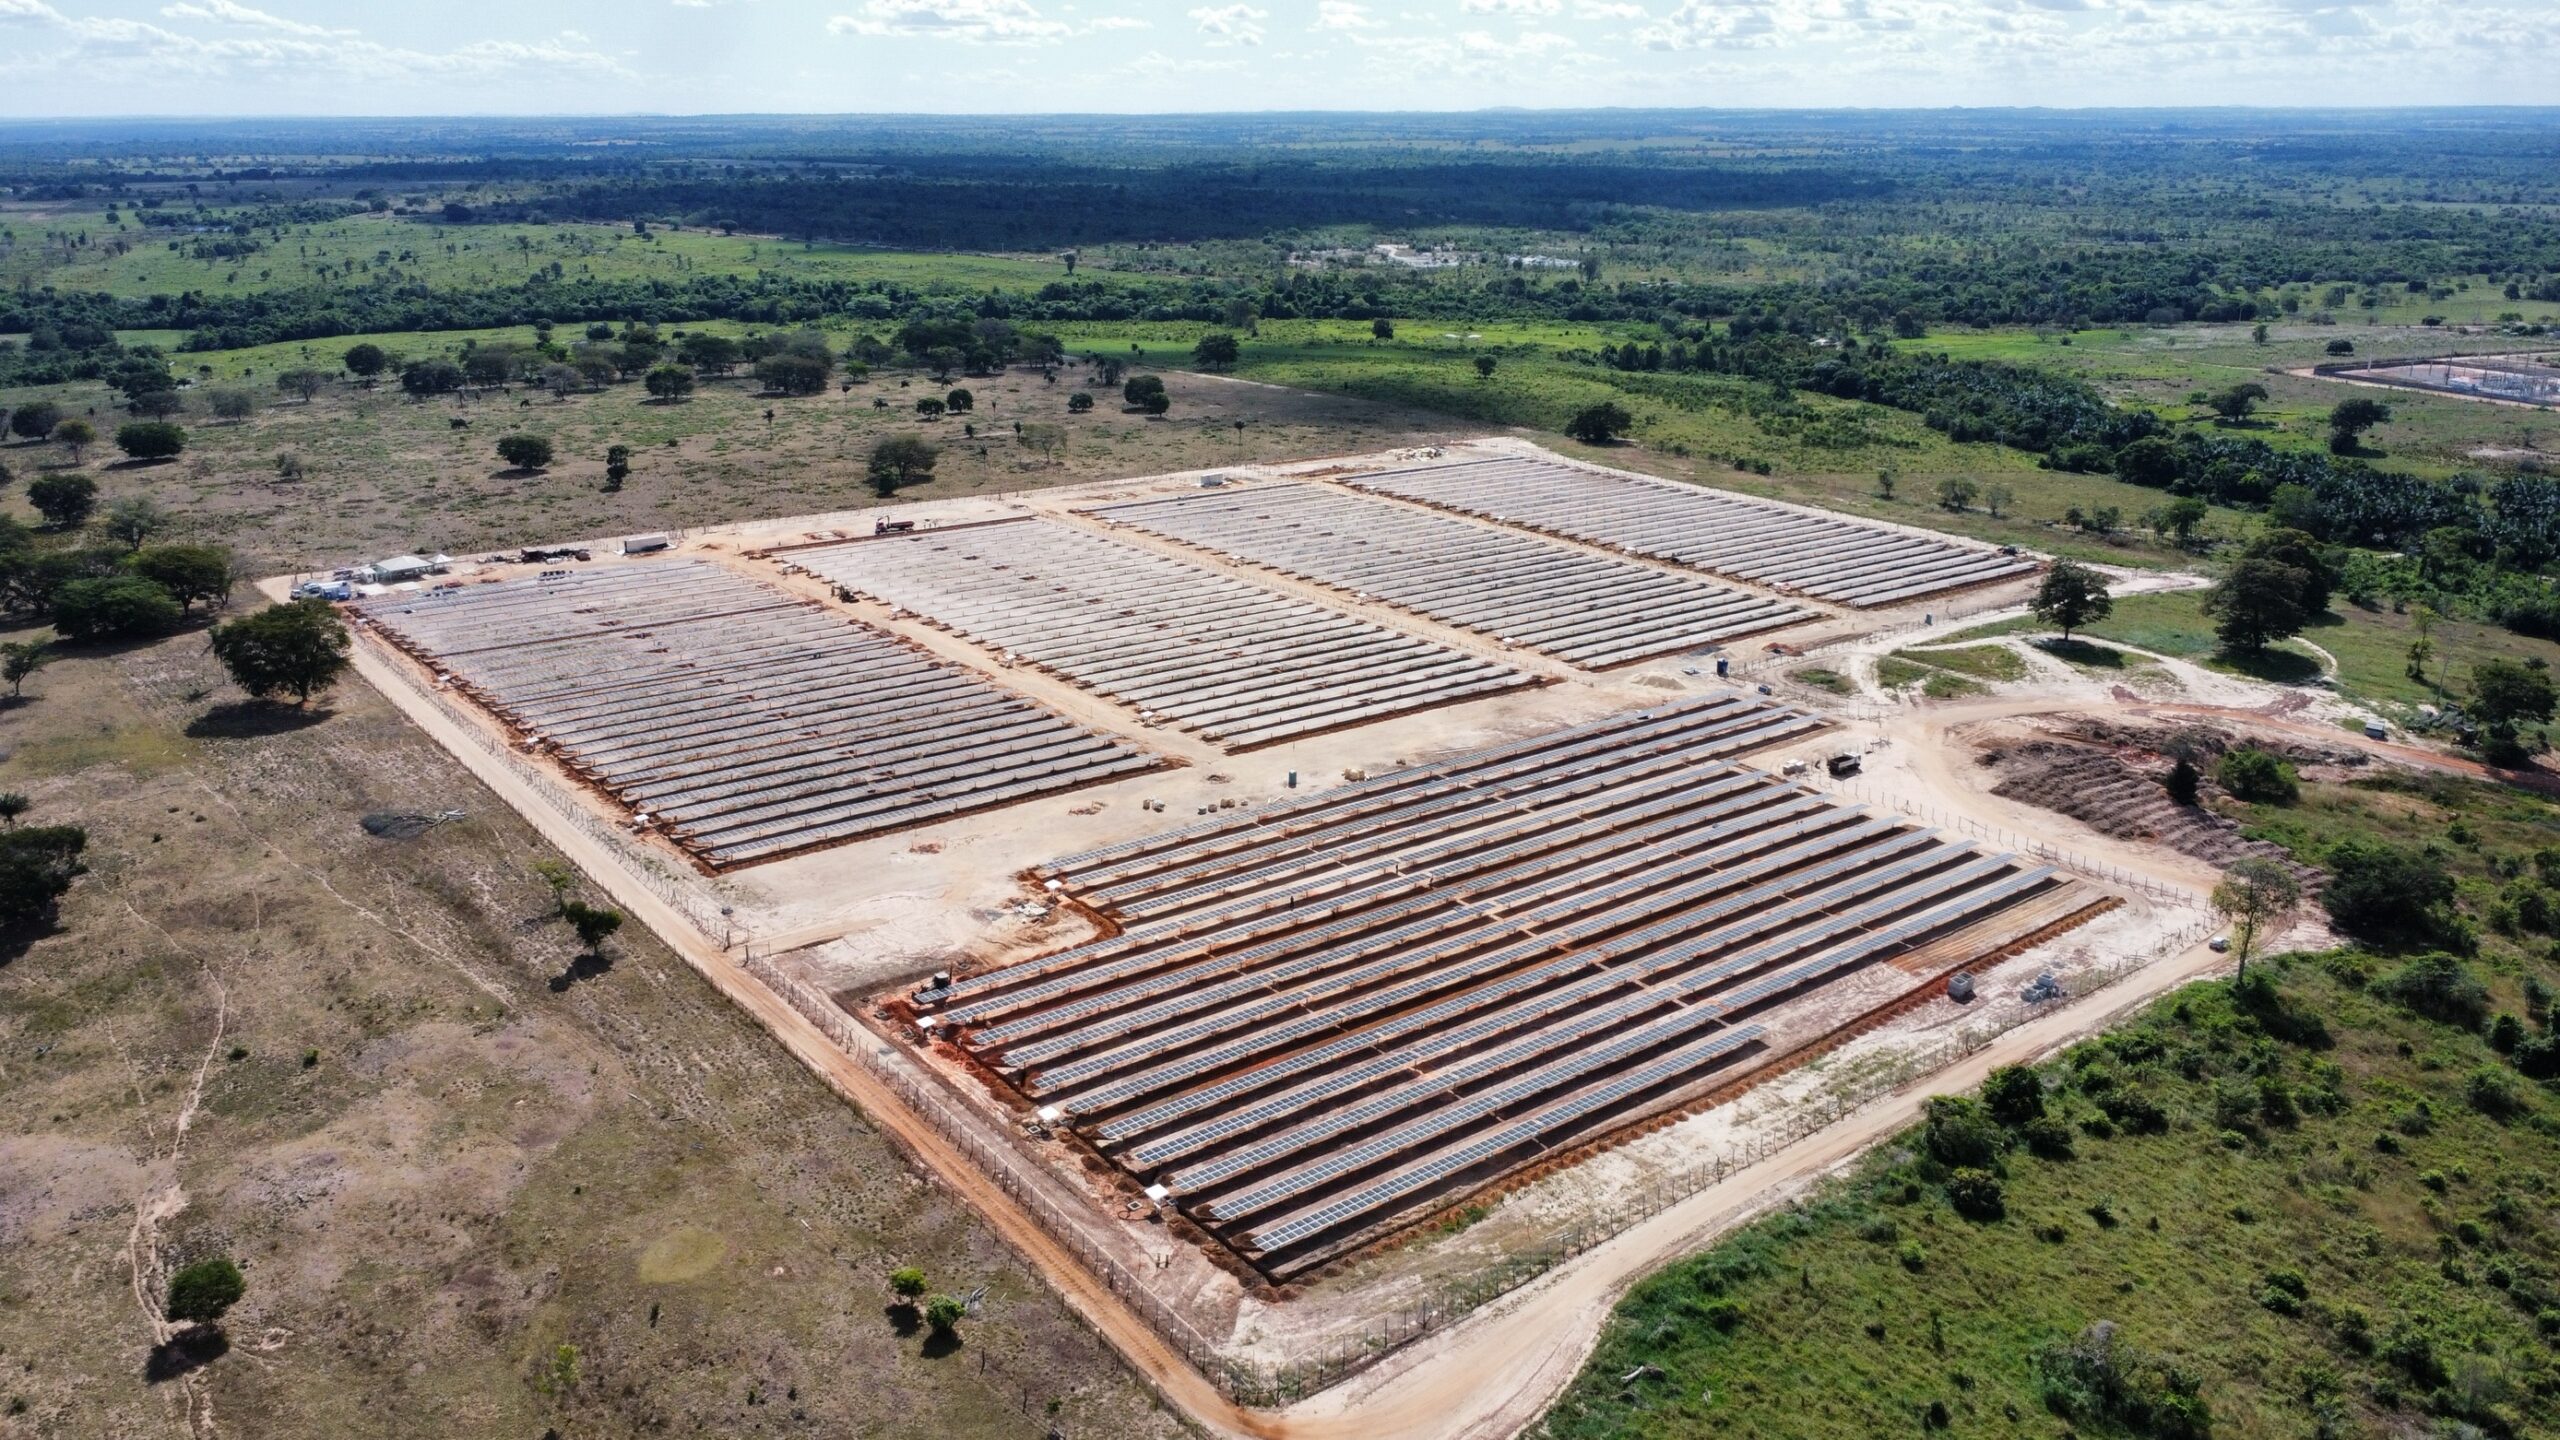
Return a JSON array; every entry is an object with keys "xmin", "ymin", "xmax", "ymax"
[
  {"xmin": 1354, "ymin": 455, "xmax": 2037, "ymax": 607},
  {"xmin": 905, "ymin": 693, "xmax": 2093, "ymax": 1277},
  {"xmin": 353, "ymin": 561, "xmax": 1161, "ymax": 868},
  {"xmin": 2314, "ymin": 351, "xmax": 2560, "ymax": 406},
  {"xmin": 789, "ymin": 518, "xmax": 1535, "ymax": 749},
  {"xmin": 1087, "ymin": 482, "xmax": 1818, "ymax": 667}
]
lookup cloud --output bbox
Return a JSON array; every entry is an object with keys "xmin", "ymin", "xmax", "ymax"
[
  {"xmin": 1633, "ymin": 0, "xmax": 1776, "ymax": 48},
  {"xmin": 159, "ymin": 0, "xmax": 348, "ymax": 35},
  {"xmin": 827, "ymin": 0, "xmax": 1076, "ymax": 41},
  {"xmin": 1461, "ymin": 0, "xmax": 1562, "ymax": 12},
  {"xmin": 1189, "ymin": 3, "xmax": 1267, "ymax": 44},
  {"xmin": 0, "ymin": 0, "xmax": 632, "ymax": 80},
  {"xmin": 1573, "ymin": 1, "xmax": 1645, "ymax": 17},
  {"xmin": 1315, "ymin": 0, "xmax": 1382, "ymax": 29}
]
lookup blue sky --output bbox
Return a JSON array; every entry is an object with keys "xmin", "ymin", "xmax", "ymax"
[{"xmin": 0, "ymin": 0, "xmax": 2552, "ymax": 115}]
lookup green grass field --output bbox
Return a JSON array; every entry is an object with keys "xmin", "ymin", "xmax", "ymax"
[{"xmin": 0, "ymin": 206, "xmax": 1092, "ymax": 298}]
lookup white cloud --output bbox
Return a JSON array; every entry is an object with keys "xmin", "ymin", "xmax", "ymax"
[
  {"xmin": 1633, "ymin": 0, "xmax": 1776, "ymax": 48},
  {"xmin": 1573, "ymin": 1, "xmax": 1646, "ymax": 18},
  {"xmin": 1461, "ymin": 0, "xmax": 1562, "ymax": 12},
  {"xmin": 0, "ymin": 0, "xmax": 631, "ymax": 80},
  {"xmin": 827, "ymin": 0, "xmax": 1076, "ymax": 41},
  {"xmin": 1315, "ymin": 0, "xmax": 1383, "ymax": 29},
  {"xmin": 159, "ymin": 0, "xmax": 347, "ymax": 36},
  {"xmin": 1189, "ymin": 3, "xmax": 1267, "ymax": 44}
]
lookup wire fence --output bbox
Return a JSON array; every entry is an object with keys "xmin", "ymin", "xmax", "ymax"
[{"xmin": 1731, "ymin": 587, "xmax": 2028, "ymax": 679}]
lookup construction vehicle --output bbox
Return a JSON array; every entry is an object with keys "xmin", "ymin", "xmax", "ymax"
[{"xmin": 1826, "ymin": 750, "xmax": 1863, "ymax": 778}]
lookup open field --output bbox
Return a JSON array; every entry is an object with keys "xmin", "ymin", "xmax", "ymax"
[{"xmin": 0, "ymin": 610, "xmax": 1183, "ymax": 1440}]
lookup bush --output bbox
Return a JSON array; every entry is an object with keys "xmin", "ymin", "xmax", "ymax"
[
  {"xmin": 2020, "ymin": 1116, "xmax": 2076, "ymax": 1160},
  {"xmin": 495, "ymin": 434, "xmax": 553, "ymax": 471},
  {"xmin": 1922, "ymin": 1096, "xmax": 2006, "ymax": 1169},
  {"xmin": 2371, "ymin": 953, "xmax": 2491, "ymax": 1028},
  {"xmin": 2466, "ymin": 1067, "xmax": 2529, "ymax": 1120},
  {"xmin": 923, "ymin": 1293, "xmax": 966, "ymax": 1336},
  {"xmin": 114, "ymin": 421, "xmax": 187, "ymax": 461},
  {"xmin": 1564, "ymin": 401, "xmax": 1633, "ymax": 445},
  {"xmin": 1944, "ymin": 1168, "xmax": 2006, "ymax": 1220},
  {"xmin": 1983, "ymin": 1065, "xmax": 2046, "ymax": 1126},
  {"xmin": 130, "ymin": 544, "xmax": 233, "ymax": 611},
  {"xmin": 53, "ymin": 575, "xmax": 181, "ymax": 642},
  {"xmin": 165, "ymin": 1257, "xmax": 245, "ymax": 1324},
  {"xmin": 2323, "ymin": 843, "xmax": 2456, "ymax": 947},
  {"xmin": 1122, "ymin": 375, "xmax": 1170, "ymax": 414},
  {"xmin": 755, "ymin": 352, "xmax": 832, "ymax": 395},
  {"xmin": 888, "ymin": 1267, "xmax": 927, "ymax": 1299},
  {"xmin": 2214, "ymin": 748, "xmax": 2296, "ymax": 803}
]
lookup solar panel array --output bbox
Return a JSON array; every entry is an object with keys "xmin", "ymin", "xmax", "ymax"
[
  {"xmin": 787, "ymin": 519, "xmax": 1534, "ymax": 750},
  {"xmin": 354, "ymin": 562, "xmax": 1161, "ymax": 867},
  {"xmin": 1352, "ymin": 456, "xmax": 2039, "ymax": 608},
  {"xmin": 913, "ymin": 693, "xmax": 2075, "ymax": 1274},
  {"xmin": 1085, "ymin": 482, "xmax": 1816, "ymax": 667}
]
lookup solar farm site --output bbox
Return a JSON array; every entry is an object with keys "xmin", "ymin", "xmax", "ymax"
[
  {"xmin": 353, "ymin": 560, "xmax": 1163, "ymax": 868},
  {"xmin": 786, "ymin": 517, "xmax": 1538, "ymax": 748},
  {"xmin": 2315, "ymin": 351, "xmax": 2560, "ymax": 406},
  {"xmin": 1086, "ymin": 482, "xmax": 1817, "ymax": 667},
  {"xmin": 903, "ymin": 693, "xmax": 2101, "ymax": 1278},
  {"xmin": 1353, "ymin": 454, "xmax": 2039, "ymax": 607}
]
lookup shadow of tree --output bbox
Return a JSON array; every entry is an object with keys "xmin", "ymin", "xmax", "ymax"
[
  {"xmin": 884, "ymin": 1301, "xmax": 921, "ymax": 1338},
  {"xmin": 144, "ymin": 1326, "xmax": 228, "ymax": 1383},
  {"xmin": 185, "ymin": 701, "xmax": 333, "ymax": 740},
  {"xmin": 921, "ymin": 1328, "xmax": 963, "ymax": 1359},
  {"xmin": 548, "ymin": 952, "xmax": 615, "ymax": 993},
  {"xmin": 2037, "ymin": 637, "xmax": 2132, "ymax": 670},
  {"xmin": 2217, "ymin": 645, "xmax": 2324, "ymax": 685}
]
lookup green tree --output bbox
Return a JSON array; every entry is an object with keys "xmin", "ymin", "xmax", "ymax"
[
  {"xmin": 1122, "ymin": 375, "xmax": 1170, "ymax": 414},
  {"xmin": 2150, "ymin": 497, "xmax": 2208, "ymax": 548},
  {"xmin": 1067, "ymin": 391, "xmax": 1094, "ymax": 414},
  {"xmin": 2208, "ymin": 382, "xmax": 2269, "ymax": 422},
  {"xmin": 399, "ymin": 358, "xmax": 464, "ymax": 397},
  {"xmin": 343, "ymin": 342, "xmax": 389, "ymax": 381},
  {"xmin": 2163, "ymin": 753, "xmax": 2200, "ymax": 806},
  {"xmin": 114, "ymin": 421, "xmax": 186, "ymax": 461},
  {"xmin": 2328, "ymin": 397, "xmax": 2391, "ymax": 454},
  {"xmin": 7, "ymin": 400, "xmax": 61, "ymax": 441},
  {"xmin": 2468, "ymin": 657, "xmax": 2558, "ymax": 764},
  {"xmin": 2204, "ymin": 558, "xmax": 2310, "ymax": 652},
  {"xmin": 2031, "ymin": 559, "xmax": 2113, "ymax": 642},
  {"xmin": 27, "ymin": 472, "xmax": 99, "ymax": 529},
  {"xmin": 275, "ymin": 368, "xmax": 329, "ymax": 402},
  {"xmin": 530, "ymin": 857, "xmax": 576, "ymax": 915},
  {"xmin": 914, "ymin": 397, "xmax": 947, "ymax": 420},
  {"xmin": 1474, "ymin": 355, "xmax": 1497, "ymax": 381},
  {"xmin": 496, "ymin": 434, "xmax": 553, "ymax": 472},
  {"xmin": 128, "ymin": 390, "xmax": 184, "ymax": 420},
  {"xmin": 102, "ymin": 496, "xmax": 167, "ymax": 549},
  {"xmin": 561, "ymin": 898, "xmax": 624, "ymax": 958},
  {"xmin": 924, "ymin": 1294, "xmax": 967, "ymax": 1338},
  {"xmin": 1192, "ymin": 332, "xmax": 1241, "ymax": 369},
  {"xmin": 889, "ymin": 1268, "xmax": 928, "ymax": 1300},
  {"xmin": 1933, "ymin": 476, "xmax": 1978, "ymax": 512},
  {"xmin": 1874, "ymin": 468, "xmax": 1898, "ymax": 500},
  {"xmin": 944, "ymin": 388, "xmax": 974, "ymax": 414},
  {"xmin": 2240, "ymin": 528, "xmax": 2335, "ymax": 613},
  {"xmin": 754, "ymin": 352, "xmax": 831, "ymax": 396},
  {"xmin": 129, "ymin": 544, "xmax": 232, "ymax": 611},
  {"xmin": 48, "ymin": 417, "xmax": 95, "ymax": 464},
  {"xmin": 0, "ymin": 640, "xmax": 51, "ymax": 699},
  {"xmin": 1564, "ymin": 402, "xmax": 1633, "ymax": 445},
  {"xmin": 206, "ymin": 598, "xmax": 350, "ymax": 704},
  {"xmin": 643, "ymin": 364, "xmax": 696, "ymax": 401},
  {"xmin": 2111, "ymin": 435, "xmax": 2179, "ymax": 489},
  {"xmin": 54, "ymin": 576, "xmax": 181, "ymax": 642},
  {"xmin": 604, "ymin": 444, "xmax": 631, "ymax": 491},
  {"xmin": 1371, "ymin": 317, "xmax": 1394, "ymax": 341},
  {"xmin": 2211, "ymin": 857, "xmax": 2300, "ymax": 973},
  {"xmin": 1981, "ymin": 1065, "xmax": 2045, "ymax": 1127},
  {"xmin": 867, "ymin": 435, "xmax": 939, "ymax": 499},
  {"xmin": 1983, "ymin": 483, "xmax": 2013, "ymax": 518},
  {"xmin": 204, "ymin": 387, "xmax": 255, "ymax": 422},
  {"xmin": 165, "ymin": 1257, "xmax": 246, "ymax": 1325}
]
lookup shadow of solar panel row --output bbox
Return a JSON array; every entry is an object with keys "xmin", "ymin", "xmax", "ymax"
[
  {"xmin": 1351, "ymin": 456, "xmax": 2038, "ymax": 608},
  {"xmin": 352, "ymin": 562, "xmax": 1160, "ymax": 867},
  {"xmin": 913, "ymin": 697, "xmax": 2074, "ymax": 1273},
  {"xmin": 1085, "ymin": 482, "xmax": 1816, "ymax": 667},
  {"xmin": 927, "ymin": 695, "xmax": 1823, "ymax": 1018},
  {"xmin": 785, "ymin": 519, "xmax": 1533, "ymax": 750}
]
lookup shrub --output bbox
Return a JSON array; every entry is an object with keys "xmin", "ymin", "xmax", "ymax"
[
  {"xmin": 2324, "ymin": 845, "xmax": 2457, "ymax": 948},
  {"xmin": 888, "ymin": 1267, "xmax": 927, "ymax": 1299},
  {"xmin": 2215, "ymin": 747, "xmax": 2296, "ymax": 803},
  {"xmin": 2032, "ymin": 1322, "xmax": 2213, "ymax": 1440},
  {"xmin": 2466, "ymin": 1067, "xmax": 2529, "ymax": 1120},
  {"xmin": 2020, "ymin": 1116, "xmax": 2076, "ymax": 1160},
  {"xmin": 0, "ymin": 822, "xmax": 87, "ymax": 926},
  {"xmin": 1564, "ymin": 401, "xmax": 1633, "ymax": 445},
  {"xmin": 26, "ymin": 472, "xmax": 99, "ymax": 529},
  {"xmin": 207, "ymin": 599, "xmax": 348, "ymax": 704},
  {"xmin": 1983, "ymin": 1065, "xmax": 2046, "ymax": 1126},
  {"xmin": 495, "ymin": 434, "xmax": 553, "ymax": 471},
  {"xmin": 1923, "ymin": 1096, "xmax": 2006, "ymax": 1169},
  {"xmin": 114, "ymin": 421, "xmax": 187, "ymax": 461},
  {"xmin": 2371, "ymin": 953, "xmax": 2490, "ymax": 1027},
  {"xmin": 923, "ymin": 1294, "xmax": 966, "ymax": 1336},
  {"xmin": 1945, "ymin": 1168, "xmax": 2006, "ymax": 1220}
]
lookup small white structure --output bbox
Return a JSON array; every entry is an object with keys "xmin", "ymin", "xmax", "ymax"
[
  {"xmin": 364, "ymin": 554, "xmax": 437, "ymax": 584},
  {"xmin": 622, "ymin": 532, "xmax": 672, "ymax": 555}
]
